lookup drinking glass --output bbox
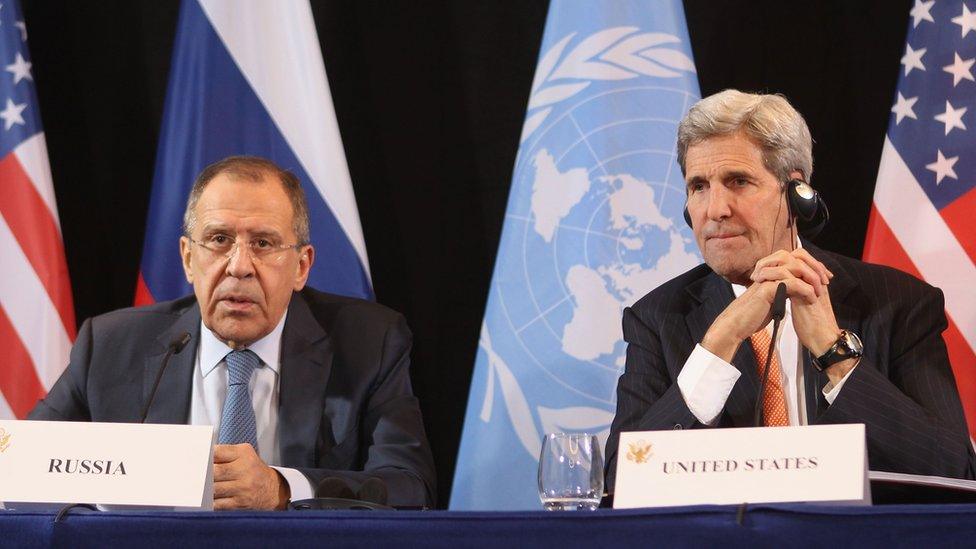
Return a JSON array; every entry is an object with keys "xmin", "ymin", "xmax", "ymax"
[{"xmin": 537, "ymin": 433, "xmax": 603, "ymax": 511}]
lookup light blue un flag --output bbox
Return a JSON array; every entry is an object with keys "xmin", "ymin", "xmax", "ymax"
[{"xmin": 451, "ymin": 0, "xmax": 702, "ymax": 510}]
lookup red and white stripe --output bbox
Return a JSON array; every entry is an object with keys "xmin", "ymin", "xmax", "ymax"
[
  {"xmin": 865, "ymin": 137, "xmax": 976, "ymax": 438},
  {"xmin": 0, "ymin": 133, "xmax": 75, "ymax": 419}
]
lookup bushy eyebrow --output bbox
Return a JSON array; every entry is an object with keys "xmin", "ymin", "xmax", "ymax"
[
  {"xmin": 722, "ymin": 169, "xmax": 755, "ymax": 182},
  {"xmin": 199, "ymin": 223, "xmax": 231, "ymax": 235},
  {"xmin": 685, "ymin": 169, "xmax": 755, "ymax": 188},
  {"xmin": 198, "ymin": 223, "xmax": 284, "ymax": 240}
]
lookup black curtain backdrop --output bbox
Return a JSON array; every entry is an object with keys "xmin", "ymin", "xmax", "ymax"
[{"xmin": 20, "ymin": 0, "xmax": 911, "ymax": 507}]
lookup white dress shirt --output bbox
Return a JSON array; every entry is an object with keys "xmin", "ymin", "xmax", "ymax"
[
  {"xmin": 189, "ymin": 313, "xmax": 314, "ymax": 502},
  {"xmin": 676, "ymin": 283, "xmax": 857, "ymax": 426}
]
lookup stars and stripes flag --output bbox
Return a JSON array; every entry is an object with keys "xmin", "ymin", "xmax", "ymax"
[
  {"xmin": 136, "ymin": 0, "xmax": 372, "ymax": 305},
  {"xmin": 864, "ymin": 0, "xmax": 976, "ymax": 438},
  {"xmin": 0, "ymin": 0, "xmax": 76, "ymax": 419}
]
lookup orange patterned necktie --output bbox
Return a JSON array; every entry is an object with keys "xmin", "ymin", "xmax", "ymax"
[{"xmin": 750, "ymin": 328, "xmax": 790, "ymax": 426}]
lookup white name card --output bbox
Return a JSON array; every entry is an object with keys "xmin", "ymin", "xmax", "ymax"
[
  {"xmin": 614, "ymin": 424, "xmax": 869, "ymax": 509},
  {"xmin": 0, "ymin": 420, "xmax": 214, "ymax": 509}
]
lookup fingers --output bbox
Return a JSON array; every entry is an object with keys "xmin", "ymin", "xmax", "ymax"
[
  {"xmin": 213, "ymin": 444, "xmax": 239, "ymax": 463},
  {"xmin": 211, "ymin": 444, "xmax": 279, "ymax": 510},
  {"xmin": 774, "ymin": 277, "xmax": 818, "ymax": 305},
  {"xmin": 213, "ymin": 478, "xmax": 241, "ymax": 500},
  {"xmin": 214, "ymin": 492, "xmax": 251, "ymax": 510},
  {"xmin": 213, "ymin": 461, "xmax": 239, "ymax": 482},
  {"xmin": 753, "ymin": 264, "xmax": 824, "ymax": 297},
  {"xmin": 754, "ymin": 249, "xmax": 832, "ymax": 283},
  {"xmin": 752, "ymin": 249, "xmax": 833, "ymax": 297},
  {"xmin": 214, "ymin": 443, "xmax": 257, "ymax": 463},
  {"xmin": 791, "ymin": 248, "xmax": 833, "ymax": 284},
  {"xmin": 213, "ymin": 443, "xmax": 263, "ymax": 482},
  {"xmin": 212, "ymin": 467, "xmax": 279, "ymax": 510},
  {"xmin": 213, "ymin": 497, "xmax": 239, "ymax": 511}
]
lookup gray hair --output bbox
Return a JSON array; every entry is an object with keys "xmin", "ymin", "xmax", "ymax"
[
  {"xmin": 182, "ymin": 156, "xmax": 311, "ymax": 245},
  {"xmin": 676, "ymin": 89, "xmax": 813, "ymax": 183}
]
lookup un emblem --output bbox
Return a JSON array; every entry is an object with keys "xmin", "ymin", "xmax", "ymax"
[{"xmin": 477, "ymin": 26, "xmax": 701, "ymax": 460}]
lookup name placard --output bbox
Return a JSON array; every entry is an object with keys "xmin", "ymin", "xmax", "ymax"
[
  {"xmin": 614, "ymin": 424, "xmax": 869, "ymax": 509},
  {"xmin": 0, "ymin": 420, "xmax": 213, "ymax": 509}
]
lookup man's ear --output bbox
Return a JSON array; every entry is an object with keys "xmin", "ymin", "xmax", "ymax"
[
  {"xmin": 293, "ymin": 244, "xmax": 314, "ymax": 291},
  {"xmin": 179, "ymin": 236, "xmax": 194, "ymax": 284}
]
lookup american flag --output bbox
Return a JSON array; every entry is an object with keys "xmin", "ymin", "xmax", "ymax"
[
  {"xmin": 0, "ymin": 0, "xmax": 75, "ymax": 419},
  {"xmin": 864, "ymin": 0, "xmax": 976, "ymax": 438}
]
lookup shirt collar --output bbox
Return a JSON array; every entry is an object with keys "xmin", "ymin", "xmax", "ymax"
[{"xmin": 199, "ymin": 312, "xmax": 287, "ymax": 378}]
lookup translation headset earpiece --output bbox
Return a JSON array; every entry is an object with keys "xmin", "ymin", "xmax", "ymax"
[
  {"xmin": 682, "ymin": 179, "xmax": 829, "ymax": 239},
  {"xmin": 784, "ymin": 179, "xmax": 829, "ymax": 239}
]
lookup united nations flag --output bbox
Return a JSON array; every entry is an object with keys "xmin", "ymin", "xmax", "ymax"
[{"xmin": 451, "ymin": 0, "xmax": 702, "ymax": 510}]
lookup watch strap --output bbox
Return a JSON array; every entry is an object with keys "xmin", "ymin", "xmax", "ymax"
[{"xmin": 812, "ymin": 330, "xmax": 862, "ymax": 372}]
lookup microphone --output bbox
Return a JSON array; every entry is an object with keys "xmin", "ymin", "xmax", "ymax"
[
  {"xmin": 139, "ymin": 332, "xmax": 192, "ymax": 423},
  {"xmin": 770, "ymin": 282, "xmax": 787, "ymax": 322},
  {"xmin": 753, "ymin": 283, "xmax": 787, "ymax": 427}
]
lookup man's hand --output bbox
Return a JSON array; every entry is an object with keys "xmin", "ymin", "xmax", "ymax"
[
  {"xmin": 701, "ymin": 280, "xmax": 783, "ymax": 362},
  {"xmin": 751, "ymin": 249, "xmax": 855, "ymax": 383},
  {"xmin": 704, "ymin": 247, "xmax": 829, "ymax": 357},
  {"xmin": 213, "ymin": 444, "xmax": 290, "ymax": 510}
]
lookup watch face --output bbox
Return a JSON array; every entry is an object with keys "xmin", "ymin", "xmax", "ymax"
[{"xmin": 843, "ymin": 331, "xmax": 864, "ymax": 355}]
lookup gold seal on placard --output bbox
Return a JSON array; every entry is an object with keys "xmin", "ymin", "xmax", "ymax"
[
  {"xmin": 626, "ymin": 440, "xmax": 652, "ymax": 464},
  {"xmin": 0, "ymin": 428, "xmax": 10, "ymax": 453}
]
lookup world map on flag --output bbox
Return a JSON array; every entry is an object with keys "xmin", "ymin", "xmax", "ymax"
[
  {"xmin": 476, "ymin": 29, "xmax": 701, "ymax": 459},
  {"xmin": 452, "ymin": 4, "xmax": 704, "ymax": 507}
]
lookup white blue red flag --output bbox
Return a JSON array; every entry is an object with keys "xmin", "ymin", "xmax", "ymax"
[
  {"xmin": 451, "ymin": 0, "xmax": 701, "ymax": 509},
  {"xmin": 137, "ymin": 0, "xmax": 371, "ymax": 304},
  {"xmin": 865, "ymin": 0, "xmax": 976, "ymax": 438},
  {"xmin": 0, "ymin": 0, "xmax": 76, "ymax": 419}
]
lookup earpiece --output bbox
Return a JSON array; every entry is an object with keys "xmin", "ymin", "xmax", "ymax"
[
  {"xmin": 682, "ymin": 178, "xmax": 828, "ymax": 239},
  {"xmin": 784, "ymin": 179, "xmax": 829, "ymax": 239}
]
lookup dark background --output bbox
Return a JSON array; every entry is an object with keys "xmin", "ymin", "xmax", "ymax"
[{"xmin": 20, "ymin": 0, "xmax": 911, "ymax": 507}]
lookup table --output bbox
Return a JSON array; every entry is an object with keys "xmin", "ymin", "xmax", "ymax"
[{"xmin": 4, "ymin": 504, "xmax": 976, "ymax": 548}]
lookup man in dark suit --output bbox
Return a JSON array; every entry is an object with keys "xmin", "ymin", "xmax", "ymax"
[
  {"xmin": 606, "ymin": 90, "xmax": 975, "ymax": 491},
  {"xmin": 30, "ymin": 156, "xmax": 435, "ymax": 509}
]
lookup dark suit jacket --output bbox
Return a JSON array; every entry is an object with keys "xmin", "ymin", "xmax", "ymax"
[
  {"xmin": 29, "ymin": 288, "xmax": 436, "ymax": 507},
  {"xmin": 605, "ymin": 243, "xmax": 976, "ymax": 491}
]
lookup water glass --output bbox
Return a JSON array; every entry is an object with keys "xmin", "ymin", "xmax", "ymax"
[{"xmin": 537, "ymin": 433, "xmax": 603, "ymax": 511}]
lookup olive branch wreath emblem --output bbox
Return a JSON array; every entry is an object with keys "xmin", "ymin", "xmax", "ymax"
[
  {"xmin": 521, "ymin": 26, "xmax": 697, "ymax": 144},
  {"xmin": 475, "ymin": 28, "xmax": 696, "ymax": 461}
]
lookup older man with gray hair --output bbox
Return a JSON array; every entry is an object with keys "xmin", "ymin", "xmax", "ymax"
[
  {"xmin": 605, "ymin": 89, "xmax": 975, "ymax": 491},
  {"xmin": 32, "ymin": 156, "xmax": 436, "ymax": 509}
]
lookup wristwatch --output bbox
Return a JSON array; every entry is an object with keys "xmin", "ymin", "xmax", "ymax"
[{"xmin": 812, "ymin": 330, "xmax": 863, "ymax": 371}]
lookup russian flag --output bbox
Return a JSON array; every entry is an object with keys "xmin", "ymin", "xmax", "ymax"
[{"xmin": 136, "ymin": 0, "xmax": 371, "ymax": 305}]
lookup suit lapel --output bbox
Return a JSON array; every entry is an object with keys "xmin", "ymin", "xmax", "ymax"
[
  {"xmin": 142, "ymin": 304, "xmax": 201, "ymax": 424},
  {"xmin": 278, "ymin": 292, "xmax": 333, "ymax": 467},
  {"xmin": 684, "ymin": 273, "xmax": 760, "ymax": 427}
]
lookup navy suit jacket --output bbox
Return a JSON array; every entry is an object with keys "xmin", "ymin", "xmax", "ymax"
[
  {"xmin": 29, "ymin": 288, "xmax": 436, "ymax": 507},
  {"xmin": 605, "ymin": 243, "xmax": 976, "ymax": 491}
]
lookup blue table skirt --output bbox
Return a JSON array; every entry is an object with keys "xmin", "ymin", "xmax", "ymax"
[{"xmin": 4, "ymin": 504, "xmax": 976, "ymax": 548}]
